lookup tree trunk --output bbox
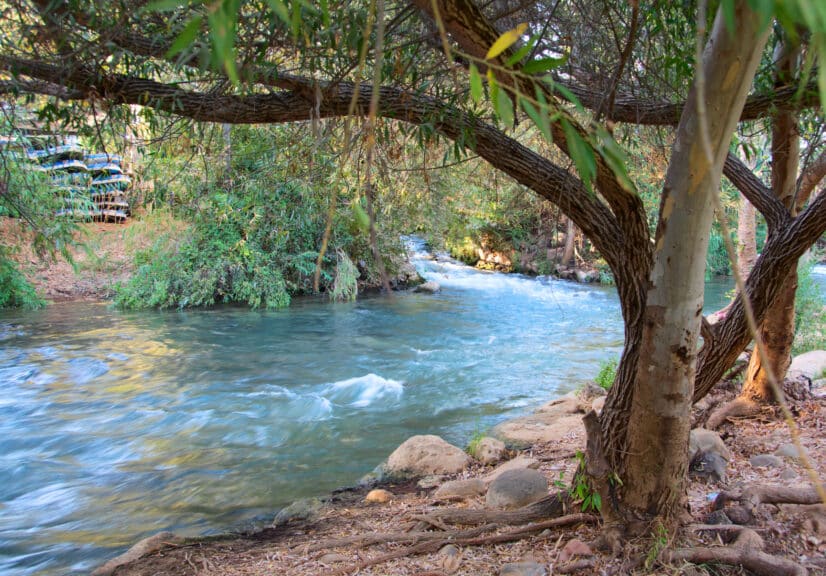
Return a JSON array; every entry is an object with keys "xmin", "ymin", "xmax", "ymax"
[
  {"xmin": 560, "ymin": 217, "xmax": 576, "ymax": 268},
  {"xmin": 616, "ymin": 1, "xmax": 769, "ymax": 527},
  {"xmin": 741, "ymin": 35, "xmax": 800, "ymax": 402},
  {"xmin": 738, "ymin": 196, "xmax": 757, "ymax": 277}
]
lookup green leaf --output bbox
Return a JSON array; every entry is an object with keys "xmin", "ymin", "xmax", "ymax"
[
  {"xmin": 166, "ymin": 15, "xmax": 204, "ymax": 58},
  {"xmin": 496, "ymin": 91, "xmax": 514, "ymax": 127},
  {"xmin": 319, "ymin": 0, "xmax": 330, "ymax": 27},
  {"xmin": 141, "ymin": 0, "xmax": 187, "ymax": 13},
  {"xmin": 469, "ymin": 64, "xmax": 483, "ymax": 103},
  {"xmin": 485, "ymin": 23, "xmax": 528, "ymax": 60},
  {"xmin": 596, "ymin": 126, "xmax": 635, "ymax": 193},
  {"xmin": 523, "ymin": 55, "xmax": 567, "ymax": 74},
  {"xmin": 519, "ymin": 97, "xmax": 551, "ymax": 143},
  {"xmin": 291, "ymin": 0, "xmax": 301, "ymax": 39},
  {"xmin": 504, "ymin": 34, "xmax": 537, "ymax": 66},
  {"xmin": 265, "ymin": 0, "xmax": 289, "ymax": 24},
  {"xmin": 550, "ymin": 81, "xmax": 585, "ymax": 113},
  {"xmin": 562, "ymin": 118, "xmax": 596, "ymax": 193}
]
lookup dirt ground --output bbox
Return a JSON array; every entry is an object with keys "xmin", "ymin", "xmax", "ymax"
[{"xmin": 101, "ymin": 391, "xmax": 826, "ymax": 576}]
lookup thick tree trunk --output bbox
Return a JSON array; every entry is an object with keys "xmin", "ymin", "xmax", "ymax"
[
  {"xmin": 618, "ymin": 1, "xmax": 769, "ymax": 526},
  {"xmin": 738, "ymin": 197, "xmax": 757, "ymax": 276},
  {"xmin": 560, "ymin": 217, "xmax": 576, "ymax": 268},
  {"xmin": 741, "ymin": 36, "xmax": 800, "ymax": 402}
]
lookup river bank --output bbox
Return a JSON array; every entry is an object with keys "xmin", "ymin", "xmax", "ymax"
[{"xmin": 95, "ymin": 365, "xmax": 826, "ymax": 576}]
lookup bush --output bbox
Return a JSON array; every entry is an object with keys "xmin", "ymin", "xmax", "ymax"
[
  {"xmin": 793, "ymin": 260, "xmax": 826, "ymax": 356},
  {"xmin": 595, "ymin": 357, "xmax": 618, "ymax": 390},
  {"xmin": 0, "ymin": 248, "xmax": 44, "ymax": 309}
]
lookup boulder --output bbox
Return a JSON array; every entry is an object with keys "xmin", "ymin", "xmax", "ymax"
[
  {"xmin": 433, "ymin": 478, "xmax": 487, "ymax": 501},
  {"xmin": 500, "ymin": 561, "xmax": 547, "ymax": 576},
  {"xmin": 493, "ymin": 413, "xmax": 584, "ymax": 446},
  {"xmin": 483, "ymin": 456, "xmax": 541, "ymax": 485},
  {"xmin": 364, "ymin": 489, "xmax": 393, "ymax": 504},
  {"xmin": 471, "ymin": 436, "xmax": 506, "ymax": 464},
  {"xmin": 689, "ymin": 451, "xmax": 727, "ymax": 483},
  {"xmin": 559, "ymin": 539, "xmax": 593, "ymax": 563},
  {"xmin": 273, "ymin": 498, "xmax": 324, "ymax": 526},
  {"xmin": 789, "ymin": 350, "xmax": 826, "ymax": 380},
  {"xmin": 578, "ymin": 382, "xmax": 607, "ymax": 401},
  {"xmin": 689, "ymin": 428, "xmax": 732, "ymax": 462},
  {"xmin": 414, "ymin": 281, "xmax": 441, "ymax": 294},
  {"xmin": 591, "ymin": 397, "xmax": 605, "ymax": 415},
  {"xmin": 486, "ymin": 468, "xmax": 548, "ymax": 510},
  {"xmin": 775, "ymin": 442, "xmax": 806, "ymax": 462},
  {"xmin": 537, "ymin": 394, "xmax": 582, "ymax": 414},
  {"xmin": 386, "ymin": 435, "xmax": 470, "ymax": 477},
  {"xmin": 749, "ymin": 454, "xmax": 784, "ymax": 468},
  {"xmin": 92, "ymin": 532, "xmax": 182, "ymax": 576}
]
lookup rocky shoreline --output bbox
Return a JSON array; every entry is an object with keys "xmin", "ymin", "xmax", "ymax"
[{"xmin": 91, "ymin": 353, "xmax": 826, "ymax": 575}]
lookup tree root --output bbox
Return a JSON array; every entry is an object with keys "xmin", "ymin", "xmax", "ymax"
[
  {"xmin": 705, "ymin": 397, "xmax": 760, "ymax": 430},
  {"xmin": 330, "ymin": 514, "xmax": 597, "ymax": 575},
  {"xmin": 298, "ymin": 524, "xmax": 495, "ymax": 553},
  {"xmin": 412, "ymin": 493, "xmax": 569, "ymax": 526},
  {"xmin": 665, "ymin": 527, "xmax": 807, "ymax": 576}
]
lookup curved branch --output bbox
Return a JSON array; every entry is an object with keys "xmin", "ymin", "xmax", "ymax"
[
  {"xmin": 694, "ymin": 188, "xmax": 826, "ymax": 401},
  {"xmin": 723, "ymin": 153, "xmax": 790, "ymax": 231},
  {"xmin": 796, "ymin": 150, "xmax": 826, "ymax": 206},
  {"xmin": 0, "ymin": 79, "xmax": 85, "ymax": 100}
]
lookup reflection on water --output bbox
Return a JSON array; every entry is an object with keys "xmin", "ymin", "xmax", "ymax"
[{"xmin": 0, "ymin": 245, "xmax": 782, "ymax": 575}]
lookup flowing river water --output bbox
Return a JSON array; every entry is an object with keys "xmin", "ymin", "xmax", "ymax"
[{"xmin": 0, "ymin": 243, "xmax": 810, "ymax": 575}]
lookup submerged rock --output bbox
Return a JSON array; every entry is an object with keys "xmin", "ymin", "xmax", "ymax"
[
  {"xmin": 92, "ymin": 532, "xmax": 182, "ymax": 576},
  {"xmin": 273, "ymin": 498, "xmax": 324, "ymax": 526},
  {"xmin": 386, "ymin": 434, "xmax": 470, "ymax": 477},
  {"xmin": 486, "ymin": 468, "xmax": 548, "ymax": 510}
]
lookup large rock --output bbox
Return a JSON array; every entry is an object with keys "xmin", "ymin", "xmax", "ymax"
[
  {"xmin": 386, "ymin": 435, "xmax": 470, "ymax": 477},
  {"xmin": 433, "ymin": 478, "xmax": 487, "ymax": 502},
  {"xmin": 486, "ymin": 468, "xmax": 548, "ymax": 510},
  {"xmin": 483, "ymin": 456, "xmax": 541, "ymax": 485},
  {"xmin": 414, "ymin": 281, "xmax": 441, "ymax": 294},
  {"xmin": 500, "ymin": 561, "xmax": 547, "ymax": 576},
  {"xmin": 92, "ymin": 532, "xmax": 182, "ymax": 576},
  {"xmin": 689, "ymin": 428, "xmax": 732, "ymax": 462},
  {"xmin": 789, "ymin": 350, "xmax": 826, "ymax": 380},
  {"xmin": 749, "ymin": 454, "xmax": 784, "ymax": 468},
  {"xmin": 471, "ymin": 436, "xmax": 506, "ymax": 464}
]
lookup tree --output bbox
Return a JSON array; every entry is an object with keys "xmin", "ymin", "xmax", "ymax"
[{"xmin": 1, "ymin": 0, "xmax": 824, "ymax": 536}]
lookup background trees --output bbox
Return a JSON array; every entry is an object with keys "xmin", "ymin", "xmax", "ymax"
[{"xmin": 1, "ymin": 0, "xmax": 824, "ymax": 533}]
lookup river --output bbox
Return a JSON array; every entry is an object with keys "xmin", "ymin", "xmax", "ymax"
[{"xmin": 0, "ymin": 245, "xmax": 807, "ymax": 575}]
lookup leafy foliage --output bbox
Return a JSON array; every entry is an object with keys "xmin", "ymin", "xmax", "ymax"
[
  {"xmin": 793, "ymin": 260, "xmax": 826, "ymax": 356},
  {"xmin": 595, "ymin": 357, "xmax": 618, "ymax": 390}
]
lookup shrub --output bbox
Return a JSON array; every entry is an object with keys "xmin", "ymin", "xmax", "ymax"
[
  {"xmin": 595, "ymin": 357, "xmax": 618, "ymax": 390},
  {"xmin": 792, "ymin": 260, "xmax": 826, "ymax": 356}
]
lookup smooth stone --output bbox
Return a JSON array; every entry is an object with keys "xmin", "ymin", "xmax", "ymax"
[
  {"xmin": 364, "ymin": 488, "xmax": 393, "ymax": 504},
  {"xmin": 690, "ymin": 451, "xmax": 727, "ymax": 483},
  {"xmin": 273, "ymin": 498, "xmax": 323, "ymax": 526},
  {"xmin": 472, "ymin": 436, "xmax": 506, "ymax": 464},
  {"xmin": 433, "ymin": 478, "xmax": 487, "ymax": 501},
  {"xmin": 486, "ymin": 468, "xmax": 548, "ymax": 510},
  {"xmin": 417, "ymin": 475, "xmax": 444, "ymax": 489},
  {"xmin": 780, "ymin": 468, "xmax": 798, "ymax": 481},
  {"xmin": 789, "ymin": 350, "xmax": 826, "ymax": 380},
  {"xmin": 414, "ymin": 281, "xmax": 441, "ymax": 293},
  {"xmin": 559, "ymin": 538, "xmax": 593, "ymax": 563},
  {"xmin": 92, "ymin": 532, "xmax": 181, "ymax": 576},
  {"xmin": 775, "ymin": 442, "xmax": 806, "ymax": 461},
  {"xmin": 386, "ymin": 435, "xmax": 470, "ymax": 477},
  {"xmin": 499, "ymin": 561, "xmax": 548, "ymax": 576},
  {"xmin": 578, "ymin": 381, "xmax": 606, "ymax": 400},
  {"xmin": 689, "ymin": 428, "xmax": 732, "ymax": 462},
  {"xmin": 749, "ymin": 454, "xmax": 784, "ymax": 468},
  {"xmin": 493, "ymin": 412, "xmax": 584, "ymax": 446},
  {"xmin": 318, "ymin": 553, "xmax": 349, "ymax": 564},
  {"xmin": 483, "ymin": 456, "xmax": 541, "ymax": 485},
  {"xmin": 591, "ymin": 397, "xmax": 605, "ymax": 415}
]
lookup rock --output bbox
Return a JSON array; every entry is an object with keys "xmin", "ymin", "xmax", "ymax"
[
  {"xmin": 578, "ymin": 382, "xmax": 607, "ymax": 400},
  {"xmin": 704, "ymin": 509, "xmax": 732, "ymax": 525},
  {"xmin": 273, "ymin": 498, "xmax": 323, "ymax": 526},
  {"xmin": 780, "ymin": 468, "xmax": 798, "ymax": 481},
  {"xmin": 417, "ymin": 475, "xmax": 444, "ymax": 489},
  {"xmin": 483, "ymin": 456, "xmax": 541, "ymax": 484},
  {"xmin": 574, "ymin": 269, "xmax": 598, "ymax": 283},
  {"xmin": 775, "ymin": 442, "xmax": 806, "ymax": 461},
  {"xmin": 559, "ymin": 538, "xmax": 593, "ymax": 563},
  {"xmin": 689, "ymin": 451, "xmax": 727, "ymax": 483},
  {"xmin": 537, "ymin": 394, "xmax": 582, "ymax": 414},
  {"xmin": 318, "ymin": 553, "xmax": 349, "ymax": 564},
  {"xmin": 726, "ymin": 505, "xmax": 752, "ymax": 525},
  {"xmin": 689, "ymin": 428, "xmax": 732, "ymax": 462},
  {"xmin": 386, "ymin": 435, "xmax": 470, "ymax": 477},
  {"xmin": 493, "ymin": 411, "xmax": 584, "ymax": 446},
  {"xmin": 414, "ymin": 281, "xmax": 441, "ymax": 294},
  {"xmin": 486, "ymin": 468, "xmax": 548, "ymax": 510},
  {"xmin": 365, "ymin": 489, "xmax": 393, "ymax": 504},
  {"xmin": 471, "ymin": 436, "xmax": 506, "ymax": 464},
  {"xmin": 434, "ymin": 478, "xmax": 487, "ymax": 501},
  {"xmin": 438, "ymin": 544, "xmax": 463, "ymax": 573},
  {"xmin": 591, "ymin": 397, "xmax": 605, "ymax": 415},
  {"xmin": 92, "ymin": 532, "xmax": 182, "ymax": 576},
  {"xmin": 499, "ymin": 561, "xmax": 548, "ymax": 576},
  {"xmin": 789, "ymin": 350, "xmax": 826, "ymax": 380},
  {"xmin": 749, "ymin": 454, "xmax": 784, "ymax": 468}
]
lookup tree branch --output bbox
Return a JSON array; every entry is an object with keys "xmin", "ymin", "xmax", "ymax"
[{"xmin": 723, "ymin": 153, "xmax": 790, "ymax": 231}]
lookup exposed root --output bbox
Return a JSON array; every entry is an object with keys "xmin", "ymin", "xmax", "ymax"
[
  {"xmin": 555, "ymin": 558, "xmax": 596, "ymax": 573},
  {"xmin": 714, "ymin": 483, "xmax": 825, "ymax": 523},
  {"xmin": 665, "ymin": 527, "xmax": 807, "ymax": 576},
  {"xmin": 705, "ymin": 397, "xmax": 760, "ymax": 430},
  {"xmin": 299, "ymin": 524, "xmax": 494, "ymax": 553},
  {"xmin": 412, "ymin": 493, "xmax": 569, "ymax": 526},
  {"xmin": 330, "ymin": 514, "xmax": 597, "ymax": 575}
]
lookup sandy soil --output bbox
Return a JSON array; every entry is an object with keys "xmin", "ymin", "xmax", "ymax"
[{"xmin": 100, "ymin": 390, "xmax": 826, "ymax": 576}]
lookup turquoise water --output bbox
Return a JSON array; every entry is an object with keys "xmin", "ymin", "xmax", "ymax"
[{"xmin": 0, "ymin": 246, "xmax": 764, "ymax": 575}]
